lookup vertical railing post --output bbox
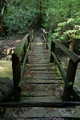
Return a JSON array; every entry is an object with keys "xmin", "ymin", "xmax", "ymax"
[
  {"xmin": 28, "ymin": 36, "xmax": 30, "ymax": 46},
  {"xmin": 50, "ymin": 41, "xmax": 55, "ymax": 62},
  {"xmin": 46, "ymin": 32, "xmax": 48, "ymax": 49},
  {"xmin": 63, "ymin": 59, "xmax": 78, "ymax": 101},
  {"xmin": 28, "ymin": 35, "xmax": 31, "ymax": 50},
  {"xmin": 31, "ymin": 29, "xmax": 34, "ymax": 42},
  {"xmin": 12, "ymin": 54, "xmax": 21, "ymax": 101}
]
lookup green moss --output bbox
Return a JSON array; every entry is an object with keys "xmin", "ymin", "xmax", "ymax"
[
  {"xmin": 0, "ymin": 60, "xmax": 12, "ymax": 79},
  {"xmin": 56, "ymin": 65, "xmax": 61, "ymax": 75}
]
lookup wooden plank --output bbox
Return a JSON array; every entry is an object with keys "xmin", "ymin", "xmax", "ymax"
[
  {"xmin": 0, "ymin": 100, "xmax": 80, "ymax": 107},
  {"xmin": 29, "ymin": 63, "xmax": 54, "ymax": 67},
  {"xmin": 72, "ymin": 88, "xmax": 80, "ymax": 101},
  {"xmin": 0, "ymin": 78, "xmax": 13, "ymax": 87},
  {"xmin": 23, "ymin": 96, "xmax": 61, "ymax": 102},
  {"xmin": 29, "ymin": 70, "xmax": 58, "ymax": 74},
  {"xmin": 21, "ymin": 51, "xmax": 28, "ymax": 77},
  {"xmin": 25, "ymin": 80, "xmax": 63, "ymax": 84},
  {"xmin": 11, "ymin": 34, "xmax": 32, "ymax": 101},
  {"xmin": 10, "ymin": 117, "xmax": 80, "ymax": 120},
  {"xmin": 12, "ymin": 53, "xmax": 22, "ymax": 102},
  {"xmin": 50, "ymin": 41, "xmax": 55, "ymax": 62},
  {"xmin": 30, "ymin": 67, "xmax": 56, "ymax": 71},
  {"xmin": 51, "ymin": 52, "xmax": 66, "ymax": 82},
  {"xmin": 0, "ymin": 87, "xmax": 14, "ymax": 102},
  {"xmin": 27, "ymin": 77, "xmax": 62, "ymax": 80},
  {"xmin": 52, "ymin": 40, "xmax": 80, "ymax": 63},
  {"xmin": 63, "ymin": 60, "xmax": 78, "ymax": 101}
]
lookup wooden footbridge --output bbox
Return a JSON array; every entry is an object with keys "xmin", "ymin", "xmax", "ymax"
[{"xmin": 0, "ymin": 29, "xmax": 80, "ymax": 119}]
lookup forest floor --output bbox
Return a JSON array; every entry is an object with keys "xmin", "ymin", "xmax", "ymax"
[{"xmin": 0, "ymin": 32, "xmax": 80, "ymax": 119}]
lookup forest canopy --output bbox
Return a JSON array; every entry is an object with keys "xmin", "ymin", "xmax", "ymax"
[
  {"xmin": 3, "ymin": 0, "xmax": 40, "ymax": 34},
  {"xmin": 0, "ymin": 0, "xmax": 80, "ymax": 43}
]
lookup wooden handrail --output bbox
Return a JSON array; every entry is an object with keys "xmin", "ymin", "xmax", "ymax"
[
  {"xmin": 41, "ymin": 29, "xmax": 80, "ymax": 101},
  {"xmin": 14, "ymin": 34, "xmax": 29, "ymax": 61},
  {"xmin": 52, "ymin": 40, "xmax": 80, "ymax": 63},
  {"xmin": 12, "ymin": 31, "xmax": 33, "ymax": 101}
]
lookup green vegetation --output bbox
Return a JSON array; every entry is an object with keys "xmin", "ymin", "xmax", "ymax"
[
  {"xmin": 0, "ymin": 61, "xmax": 12, "ymax": 79},
  {"xmin": 4, "ymin": 0, "xmax": 40, "ymax": 34},
  {"xmin": 42, "ymin": 0, "xmax": 80, "ymax": 52},
  {"xmin": 0, "ymin": 0, "xmax": 80, "ymax": 52}
]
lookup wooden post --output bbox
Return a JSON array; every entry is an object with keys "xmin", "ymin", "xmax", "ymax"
[
  {"xmin": 46, "ymin": 33, "xmax": 48, "ymax": 49},
  {"xmin": 50, "ymin": 41, "xmax": 55, "ymax": 62},
  {"xmin": 12, "ymin": 34, "xmax": 30, "ymax": 101},
  {"xmin": 31, "ymin": 29, "xmax": 34, "ymax": 42},
  {"xmin": 27, "ymin": 36, "xmax": 30, "ymax": 48},
  {"xmin": 12, "ymin": 54, "xmax": 21, "ymax": 101},
  {"xmin": 63, "ymin": 59, "xmax": 78, "ymax": 101}
]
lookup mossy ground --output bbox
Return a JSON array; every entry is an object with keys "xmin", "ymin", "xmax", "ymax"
[{"xmin": 0, "ymin": 60, "xmax": 12, "ymax": 79}]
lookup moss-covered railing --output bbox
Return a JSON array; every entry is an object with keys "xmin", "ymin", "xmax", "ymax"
[
  {"xmin": 41, "ymin": 28, "xmax": 80, "ymax": 101},
  {"xmin": 12, "ymin": 30, "xmax": 33, "ymax": 101}
]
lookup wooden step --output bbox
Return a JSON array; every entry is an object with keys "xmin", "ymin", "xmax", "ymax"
[
  {"xmin": 29, "ymin": 67, "xmax": 57, "ymax": 71},
  {"xmin": 25, "ymin": 80, "xmax": 63, "ymax": 84},
  {"xmin": 26, "ymin": 77, "xmax": 62, "ymax": 80},
  {"xmin": 28, "ymin": 63, "xmax": 55, "ymax": 67}
]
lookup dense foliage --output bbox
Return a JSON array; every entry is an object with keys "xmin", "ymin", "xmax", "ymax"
[
  {"xmin": 3, "ymin": 0, "xmax": 80, "ymax": 52},
  {"xmin": 4, "ymin": 0, "xmax": 40, "ymax": 34},
  {"xmin": 42, "ymin": 0, "xmax": 80, "ymax": 52}
]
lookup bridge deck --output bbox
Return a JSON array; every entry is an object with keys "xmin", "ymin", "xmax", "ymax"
[
  {"xmin": 0, "ymin": 34, "xmax": 80, "ymax": 119},
  {"xmin": 17, "ymin": 35, "xmax": 80, "ymax": 118},
  {"xmin": 22, "ymin": 36, "xmax": 63, "ymax": 103}
]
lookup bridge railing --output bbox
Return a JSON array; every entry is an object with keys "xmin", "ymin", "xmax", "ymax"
[
  {"xmin": 12, "ymin": 30, "xmax": 33, "ymax": 101},
  {"xmin": 41, "ymin": 28, "xmax": 80, "ymax": 101}
]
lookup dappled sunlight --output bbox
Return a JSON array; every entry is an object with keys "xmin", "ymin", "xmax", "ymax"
[
  {"xmin": 15, "ymin": 39, "xmax": 21, "ymax": 43},
  {"xmin": 36, "ymin": 42, "xmax": 43, "ymax": 45},
  {"xmin": 0, "ymin": 60, "xmax": 12, "ymax": 79}
]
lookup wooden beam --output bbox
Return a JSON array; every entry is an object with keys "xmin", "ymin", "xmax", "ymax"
[
  {"xmin": 52, "ymin": 40, "xmax": 80, "ymax": 63},
  {"xmin": 63, "ymin": 60, "xmax": 78, "ymax": 101},
  {"xmin": 0, "ymin": 101, "xmax": 80, "ymax": 107},
  {"xmin": 51, "ymin": 52, "xmax": 66, "ymax": 82},
  {"xmin": 0, "ymin": 87, "xmax": 14, "ymax": 102},
  {"xmin": 12, "ymin": 54, "xmax": 21, "ymax": 101}
]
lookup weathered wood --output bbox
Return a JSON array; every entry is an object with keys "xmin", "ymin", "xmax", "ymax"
[
  {"xmin": 27, "ymin": 77, "xmax": 62, "ymax": 80},
  {"xmin": 51, "ymin": 52, "xmax": 66, "ymax": 82},
  {"xmin": 42, "ymin": 31, "xmax": 80, "ymax": 102},
  {"xmin": 42, "ymin": 32, "xmax": 48, "ymax": 49},
  {"xmin": 0, "ymin": 100, "xmax": 80, "ymax": 107},
  {"xmin": 12, "ymin": 33, "xmax": 33, "ymax": 101},
  {"xmin": 72, "ymin": 88, "xmax": 80, "ymax": 101},
  {"xmin": 21, "ymin": 52, "xmax": 28, "ymax": 77},
  {"xmin": 12, "ymin": 51, "xmax": 27, "ymax": 101},
  {"xmin": 30, "ymin": 67, "xmax": 56, "ymax": 71},
  {"xmin": 47, "ymin": 42, "xmax": 51, "ymax": 50},
  {"xmin": 14, "ymin": 34, "xmax": 29, "ymax": 62},
  {"xmin": 50, "ymin": 41, "xmax": 55, "ymax": 62},
  {"xmin": 52, "ymin": 40, "xmax": 80, "ymax": 63},
  {"xmin": 12, "ymin": 54, "xmax": 21, "ymax": 101},
  {"xmin": 25, "ymin": 81, "xmax": 63, "ymax": 84},
  {"xmin": 63, "ymin": 60, "xmax": 78, "ymax": 101},
  {"xmin": 0, "ymin": 87, "xmax": 14, "ymax": 102}
]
